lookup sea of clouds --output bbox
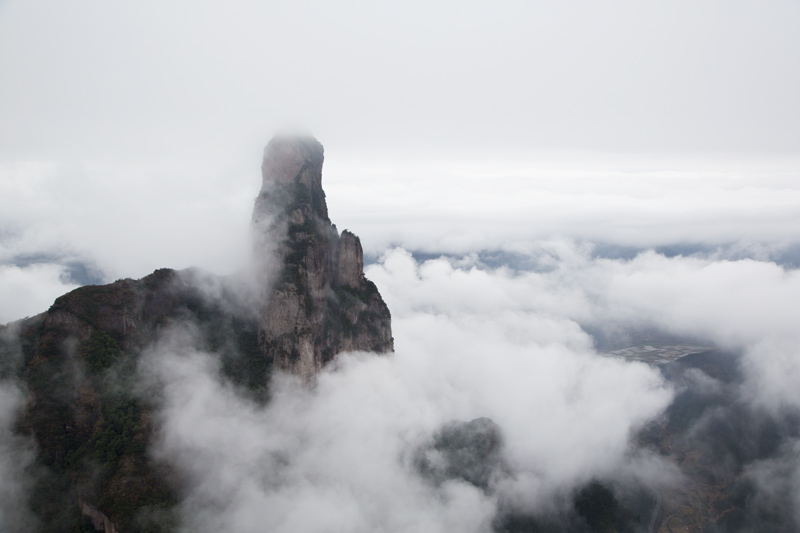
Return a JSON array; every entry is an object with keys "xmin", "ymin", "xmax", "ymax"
[
  {"xmin": 1, "ymin": 156, "xmax": 800, "ymax": 531},
  {"xmin": 2, "ymin": 0, "xmax": 799, "ymax": 528},
  {"xmin": 133, "ymin": 239, "xmax": 799, "ymax": 532},
  {"xmin": 3, "ymin": 156, "xmax": 799, "ymax": 322}
]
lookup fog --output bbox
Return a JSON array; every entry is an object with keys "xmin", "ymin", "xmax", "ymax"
[
  {"xmin": 2, "ymin": 0, "xmax": 800, "ymax": 530},
  {"xmin": 0, "ymin": 326, "xmax": 37, "ymax": 532},
  {"xmin": 141, "ymin": 266, "xmax": 675, "ymax": 531},
  {"xmin": 126, "ymin": 242, "xmax": 800, "ymax": 531},
  {"xmin": 2, "ymin": 0, "xmax": 799, "ymax": 323},
  {"xmin": 3, "ymin": 156, "xmax": 799, "ymax": 324}
]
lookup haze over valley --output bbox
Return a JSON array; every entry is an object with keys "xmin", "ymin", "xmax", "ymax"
[{"xmin": 1, "ymin": 2, "xmax": 799, "ymax": 532}]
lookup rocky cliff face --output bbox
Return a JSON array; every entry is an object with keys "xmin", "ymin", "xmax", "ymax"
[
  {"xmin": 0, "ymin": 134, "xmax": 392, "ymax": 531},
  {"xmin": 252, "ymin": 136, "xmax": 393, "ymax": 378}
]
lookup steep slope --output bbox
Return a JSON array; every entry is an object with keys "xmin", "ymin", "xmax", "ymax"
[
  {"xmin": 252, "ymin": 136, "xmax": 393, "ymax": 378},
  {"xmin": 0, "ymin": 135, "xmax": 392, "ymax": 532}
]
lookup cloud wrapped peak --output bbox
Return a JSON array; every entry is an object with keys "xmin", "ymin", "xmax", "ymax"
[{"xmin": 261, "ymin": 135, "xmax": 325, "ymax": 194}]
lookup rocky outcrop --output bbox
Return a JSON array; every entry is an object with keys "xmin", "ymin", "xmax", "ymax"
[
  {"xmin": 252, "ymin": 136, "xmax": 393, "ymax": 378},
  {"xmin": 0, "ymin": 133, "xmax": 393, "ymax": 530}
]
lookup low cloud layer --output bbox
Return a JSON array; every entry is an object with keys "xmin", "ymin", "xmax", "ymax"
[
  {"xmin": 370, "ymin": 246, "xmax": 800, "ymax": 411},
  {"xmin": 324, "ymin": 157, "xmax": 800, "ymax": 259},
  {"xmin": 2, "ymin": 239, "xmax": 799, "ymax": 529},
  {"xmin": 138, "ymin": 247, "xmax": 690, "ymax": 532},
  {"xmin": 2, "ymin": 154, "xmax": 799, "ymax": 529},
  {"xmin": 134, "ymin": 246, "xmax": 800, "ymax": 530},
  {"xmin": 1, "ymin": 1, "xmax": 798, "ymax": 528},
  {"xmin": 0, "ymin": 263, "xmax": 78, "ymax": 323},
  {"xmin": 0, "ymin": 160, "xmax": 255, "ymax": 319},
  {"xmin": 2, "ymin": 156, "xmax": 799, "ymax": 325}
]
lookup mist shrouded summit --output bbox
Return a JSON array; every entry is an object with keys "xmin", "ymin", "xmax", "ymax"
[
  {"xmin": 0, "ymin": 134, "xmax": 393, "ymax": 531},
  {"xmin": 2, "ymin": 134, "xmax": 800, "ymax": 532},
  {"xmin": 253, "ymin": 135, "xmax": 393, "ymax": 378}
]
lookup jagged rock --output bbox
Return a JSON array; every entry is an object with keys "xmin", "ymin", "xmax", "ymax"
[
  {"xmin": 0, "ymin": 134, "xmax": 392, "ymax": 531},
  {"xmin": 252, "ymin": 135, "xmax": 393, "ymax": 378}
]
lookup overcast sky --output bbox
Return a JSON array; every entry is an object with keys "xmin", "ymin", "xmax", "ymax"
[
  {"xmin": 2, "ymin": 0, "xmax": 800, "ymax": 161},
  {"xmin": 1, "ymin": 0, "xmax": 799, "ymax": 320},
  {"xmin": 2, "ymin": 3, "xmax": 800, "ymax": 529}
]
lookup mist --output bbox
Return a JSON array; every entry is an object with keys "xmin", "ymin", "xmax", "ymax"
[
  {"xmin": 110, "ymin": 239, "xmax": 796, "ymax": 531},
  {"xmin": 139, "ymin": 282, "xmax": 674, "ymax": 531},
  {"xmin": 0, "ymin": 326, "xmax": 37, "ymax": 532},
  {"xmin": 2, "ymin": 0, "xmax": 800, "ymax": 530},
  {"xmin": 2, "ymin": 0, "xmax": 798, "ymax": 320}
]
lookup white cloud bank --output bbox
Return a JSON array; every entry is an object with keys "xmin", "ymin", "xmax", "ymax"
[
  {"xmin": 0, "ymin": 0, "xmax": 798, "ymax": 527},
  {"xmin": 371, "ymin": 246, "xmax": 800, "ymax": 411},
  {"xmin": 323, "ymin": 156, "xmax": 800, "ymax": 257},
  {"xmin": 137, "ymin": 243, "xmax": 800, "ymax": 531},
  {"xmin": 0, "ymin": 264, "xmax": 78, "ymax": 324},
  {"xmin": 139, "ymin": 247, "xmax": 678, "ymax": 532},
  {"xmin": 2, "ymin": 155, "xmax": 799, "ymax": 326},
  {"xmin": 1, "ymin": 0, "xmax": 799, "ymax": 325}
]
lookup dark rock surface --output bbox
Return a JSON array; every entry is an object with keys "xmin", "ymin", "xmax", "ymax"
[
  {"xmin": 0, "ymin": 134, "xmax": 392, "ymax": 531},
  {"xmin": 252, "ymin": 136, "xmax": 393, "ymax": 378}
]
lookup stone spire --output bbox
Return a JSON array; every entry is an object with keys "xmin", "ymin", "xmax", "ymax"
[{"xmin": 252, "ymin": 135, "xmax": 393, "ymax": 378}]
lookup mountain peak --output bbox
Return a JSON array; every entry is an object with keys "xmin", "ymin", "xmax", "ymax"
[
  {"xmin": 258, "ymin": 134, "xmax": 328, "ymax": 221},
  {"xmin": 261, "ymin": 135, "xmax": 324, "ymax": 188},
  {"xmin": 0, "ymin": 133, "xmax": 393, "ymax": 530},
  {"xmin": 253, "ymin": 134, "xmax": 393, "ymax": 378}
]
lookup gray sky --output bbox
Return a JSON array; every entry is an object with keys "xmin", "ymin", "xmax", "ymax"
[
  {"xmin": 2, "ymin": 3, "xmax": 800, "ymax": 529},
  {"xmin": 1, "ymin": 0, "xmax": 799, "ymax": 319},
  {"xmin": 2, "ymin": 0, "xmax": 799, "ymax": 161}
]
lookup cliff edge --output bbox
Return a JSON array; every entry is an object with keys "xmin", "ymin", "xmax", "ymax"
[
  {"xmin": 252, "ymin": 136, "xmax": 393, "ymax": 378},
  {"xmin": 0, "ymin": 134, "xmax": 393, "ymax": 531}
]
